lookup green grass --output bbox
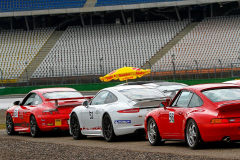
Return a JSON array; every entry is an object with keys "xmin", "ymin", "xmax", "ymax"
[{"xmin": 0, "ymin": 124, "xmax": 6, "ymax": 129}]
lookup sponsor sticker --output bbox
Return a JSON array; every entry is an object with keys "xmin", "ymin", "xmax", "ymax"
[
  {"xmin": 55, "ymin": 119, "xmax": 61, "ymax": 126},
  {"xmin": 169, "ymin": 112, "xmax": 174, "ymax": 123},
  {"xmin": 114, "ymin": 120, "xmax": 131, "ymax": 124},
  {"xmin": 47, "ymin": 123, "xmax": 53, "ymax": 126}
]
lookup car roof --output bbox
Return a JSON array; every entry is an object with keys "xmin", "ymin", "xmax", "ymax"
[
  {"xmin": 183, "ymin": 83, "xmax": 240, "ymax": 91},
  {"xmin": 145, "ymin": 82, "xmax": 187, "ymax": 86},
  {"xmin": 105, "ymin": 85, "xmax": 151, "ymax": 91},
  {"xmin": 32, "ymin": 87, "xmax": 77, "ymax": 93}
]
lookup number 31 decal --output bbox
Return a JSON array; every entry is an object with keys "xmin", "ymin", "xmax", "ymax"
[{"xmin": 89, "ymin": 111, "xmax": 93, "ymax": 119}]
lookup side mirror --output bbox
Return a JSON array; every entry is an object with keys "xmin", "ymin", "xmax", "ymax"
[
  {"xmin": 165, "ymin": 98, "xmax": 171, "ymax": 107},
  {"xmin": 82, "ymin": 100, "xmax": 89, "ymax": 108},
  {"xmin": 13, "ymin": 101, "xmax": 20, "ymax": 105}
]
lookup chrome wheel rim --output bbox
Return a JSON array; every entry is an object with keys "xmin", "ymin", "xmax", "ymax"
[
  {"xmin": 6, "ymin": 114, "xmax": 12, "ymax": 133},
  {"xmin": 148, "ymin": 119, "xmax": 157, "ymax": 144},
  {"xmin": 71, "ymin": 115, "xmax": 79, "ymax": 137},
  {"xmin": 103, "ymin": 116, "xmax": 112, "ymax": 139},
  {"xmin": 30, "ymin": 117, "xmax": 36, "ymax": 136},
  {"xmin": 187, "ymin": 122, "xmax": 197, "ymax": 147}
]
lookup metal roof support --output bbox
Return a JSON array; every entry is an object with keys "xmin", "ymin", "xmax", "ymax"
[
  {"xmin": 121, "ymin": 10, "xmax": 126, "ymax": 25},
  {"xmin": 175, "ymin": 6, "xmax": 181, "ymax": 21},
  {"xmin": 80, "ymin": 13, "xmax": 85, "ymax": 27},
  {"xmin": 188, "ymin": 6, "xmax": 191, "ymax": 21},
  {"xmin": 210, "ymin": 4, "xmax": 213, "ymax": 17},
  {"xmin": 90, "ymin": 13, "xmax": 93, "ymax": 26},
  {"xmin": 132, "ymin": 10, "xmax": 135, "ymax": 23},
  {"xmin": 10, "ymin": 17, "xmax": 13, "ymax": 30},
  {"xmin": 24, "ymin": 16, "xmax": 29, "ymax": 31},
  {"xmin": 33, "ymin": 16, "xmax": 36, "ymax": 30}
]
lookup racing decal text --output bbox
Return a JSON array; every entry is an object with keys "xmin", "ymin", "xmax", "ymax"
[{"xmin": 114, "ymin": 120, "xmax": 131, "ymax": 124}]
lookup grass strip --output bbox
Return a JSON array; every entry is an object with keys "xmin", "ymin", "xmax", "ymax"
[{"xmin": 0, "ymin": 124, "xmax": 6, "ymax": 129}]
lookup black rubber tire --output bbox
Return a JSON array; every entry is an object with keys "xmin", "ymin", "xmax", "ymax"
[
  {"xmin": 147, "ymin": 117, "xmax": 165, "ymax": 146},
  {"xmin": 6, "ymin": 113, "xmax": 18, "ymax": 135},
  {"xmin": 102, "ymin": 114, "xmax": 116, "ymax": 142},
  {"xmin": 70, "ymin": 113, "xmax": 86, "ymax": 140},
  {"xmin": 30, "ymin": 115, "xmax": 41, "ymax": 137},
  {"xmin": 186, "ymin": 119, "xmax": 201, "ymax": 149}
]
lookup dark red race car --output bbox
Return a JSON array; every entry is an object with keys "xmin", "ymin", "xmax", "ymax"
[
  {"xmin": 6, "ymin": 87, "xmax": 92, "ymax": 137},
  {"xmin": 144, "ymin": 83, "xmax": 240, "ymax": 149}
]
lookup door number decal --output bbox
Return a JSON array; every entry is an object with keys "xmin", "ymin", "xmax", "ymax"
[
  {"xmin": 89, "ymin": 111, "xmax": 93, "ymax": 119},
  {"xmin": 169, "ymin": 112, "xmax": 174, "ymax": 123},
  {"xmin": 13, "ymin": 106, "xmax": 20, "ymax": 118}
]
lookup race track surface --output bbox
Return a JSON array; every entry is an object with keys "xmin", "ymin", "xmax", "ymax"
[{"xmin": 0, "ymin": 130, "xmax": 240, "ymax": 160}]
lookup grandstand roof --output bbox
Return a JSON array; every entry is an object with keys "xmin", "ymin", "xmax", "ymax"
[{"xmin": 0, "ymin": 0, "xmax": 238, "ymax": 17}]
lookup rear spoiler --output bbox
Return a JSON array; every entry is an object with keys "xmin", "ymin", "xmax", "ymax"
[
  {"xmin": 132, "ymin": 98, "xmax": 166, "ymax": 108},
  {"xmin": 45, "ymin": 96, "xmax": 93, "ymax": 108},
  {"xmin": 216, "ymin": 102, "xmax": 240, "ymax": 111}
]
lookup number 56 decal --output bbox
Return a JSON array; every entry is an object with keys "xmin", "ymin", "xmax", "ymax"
[{"xmin": 169, "ymin": 112, "xmax": 174, "ymax": 123}]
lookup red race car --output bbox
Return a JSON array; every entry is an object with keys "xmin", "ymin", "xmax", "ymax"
[
  {"xmin": 145, "ymin": 83, "xmax": 240, "ymax": 149},
  {"xmin": 6, "ymin": 87, "xmax": 92, "ymax": 137}
]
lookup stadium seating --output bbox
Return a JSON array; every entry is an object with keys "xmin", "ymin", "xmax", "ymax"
[
  {"xmin": 95, "ymin": 0, "xmax": 182, "ymax": 7},
  {"xmin": 32, "ymin": 20, "xmax": 189, "ymax": 78},
  {"xmin": 0, "ymin": 0, "xmax": 87, "ymax": 12},
  {"xmin": 152, "ymin": 15, "xmax": 240, "ymax": 71},
  {"xmin": 0, "ymin": 28, "xmax": 55, "ymax": 79}
]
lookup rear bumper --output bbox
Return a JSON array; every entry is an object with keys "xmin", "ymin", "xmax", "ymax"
[
  {"xmin": 37, "ymin": 114, "xmax": 70, "ymax": 132},
  {"xmin": 198, "ymin": 123, "xmax": 240, "ymax": 142}
]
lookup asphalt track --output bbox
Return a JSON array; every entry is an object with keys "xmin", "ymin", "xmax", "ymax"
[
  {"xmin": 1, "ymin": 92, "xmax": 240, "ymax": 159},
  {"xmin": 0, "ymin": 130, "xmax": 240, "ymax": 159}
]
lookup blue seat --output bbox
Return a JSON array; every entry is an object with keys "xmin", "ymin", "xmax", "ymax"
[{"xmin": 0, "ymin": 0, "xmax": 87, "ymax": 13}]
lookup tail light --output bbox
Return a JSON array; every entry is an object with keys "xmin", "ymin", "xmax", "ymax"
[
  {"xmin": 210, "ymin": 118, "xmax": 229, "ymax": 123},
  {"xmin": 42, "ymin": 109, "xmax": 59, "ymax": 115},
  {"xmin": 118, "ymin": 108, "xmax": 140, "ymax": 113}
]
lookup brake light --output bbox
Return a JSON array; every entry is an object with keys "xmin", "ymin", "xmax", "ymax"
[
  {"xmin": 42, "ymin": 109, "xmax": 59, "ymax": 115},
  {"xmin": 210, "ymin": 118, "xmax": 229, "ymax": 123},
  {"xmin": 118, "ymin": 108, "xmax": 140, "ymax": 113},
  {"xmin": 228, "ymin": 118, "xmax": 239, "ymax": 123}
]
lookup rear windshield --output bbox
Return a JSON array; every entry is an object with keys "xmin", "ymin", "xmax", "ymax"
[
  {"xmin": 202, "ymin": 88, "xmax": 240, "ymax": 102},
  {"xmin": 43, "ymin": 91, "xmax": 83, "ymax": 99},
  {"xmin": 118, "ymin": 88, "xmax": 165, "ymax": 100}
]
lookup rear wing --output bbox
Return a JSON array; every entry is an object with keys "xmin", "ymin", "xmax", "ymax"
[
  {"xmin": 45, "ymin": 96, "xmax": 93, "ymax": 108},
  {"xmin": 216, "ymin": 102, "xmax": 240, "ymax": 111},
  {"xmin": 132, "ymin": 98, "xmax": 167, "ymax": 108}
]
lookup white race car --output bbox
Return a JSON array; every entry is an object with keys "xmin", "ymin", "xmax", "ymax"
[{"xmin": 69, "ymin": 85, "xmax": 167, "ymax": 142}]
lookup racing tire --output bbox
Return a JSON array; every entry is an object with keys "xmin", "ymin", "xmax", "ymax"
[
  {"xmin": 70, "ymin": 113, "xmax": 86, "ymax": 140},
  {"xmin": 30, "ymin": 115, "xmax": 41, "ymax": 138},
  {"xmin": 102, "ymin": 114, "xmax": 116, "ymax": 142},
  {"xmin": 147, "ymin": 117, "xmax": 165, "ymax": 146},
  {"xmin": 6, "ymin": 113, "xmax": 18, "ymax": 135},
  {"xmin": 186, "ymin": 119, "xmax": 201, "ymax": 149}
]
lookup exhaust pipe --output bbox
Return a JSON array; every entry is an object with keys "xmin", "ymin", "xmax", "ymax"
[
  {"xmin": 52, "ymin": 127, "xmax": 61, "ymax": 132},
  {"xmin": 222, "ymin": 136, "xmax": 231, "ymax": 142}
]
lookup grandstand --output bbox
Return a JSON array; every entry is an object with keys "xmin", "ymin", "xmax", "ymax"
[
  {"xmin": 0, "ymin": 0, "xmax": 239, "ymax": 86},
  {"xmin": 32, "ymin": 19, "xmax": 190, "ymax": 78},
  {"xmin": 152, "ymin": 15, "xmax": 240, "ymax": 71}
]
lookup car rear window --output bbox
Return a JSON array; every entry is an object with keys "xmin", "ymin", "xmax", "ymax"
[
  {"xmin": 43, "ymin": 91, "xmax": 83, "ymax": 99},
  {"xmin": 202, "ymin": 88, "xmax": 240, "ymax": 102},
  {"xmin": 118, "ymin": 88, "xmax": 165, "ymax": 100}
]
